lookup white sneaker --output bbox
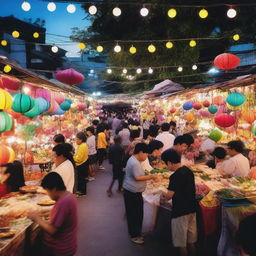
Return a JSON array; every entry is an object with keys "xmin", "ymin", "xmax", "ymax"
[
  {"xmin": 131, "ymin": 237, "xmax": 144, "ymax": 244},
  {"xmin": 98, "ymin": 166, "xmax": 105, "ymax": 170},
  {"xmin": 88, "ymin": 177, "xmax": 95, "ymax": 181}
]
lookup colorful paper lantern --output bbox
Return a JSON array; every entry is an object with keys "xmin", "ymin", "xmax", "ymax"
[
  {"xmin": 54, "ymin": 68, "xmax": 85, "ymax": 85},
  {"xmin": 193, "ymin": 102, "xmax": 202, "ymax": 110},
  {"xmin": 77, "ymin": 103, "xmax": 86, "ymax": 111},
  {"xmin": 60, "ymin": 100, "xmax": 71, "ymax": 111},
  {"xmin": 0, "ymin": 112, "xmax": 12, "ymax": 132},
  {"xmin": 7, "ymin": 109, "xmax": 22, "ymax": 119},
  {"xmin": 252, "ymin": 122, "xmax": 256, "ymax": 136},
  {"xmin": 24, "ymin": 99, "xmax": 40, "ymax": 118},
  {"xmin": 184, "ymin": 112, "xmax": 194, "ymax": 122},
  {"xmin": 35, "ymin": 89, "xmax": 51, "ymax": 102},
  {"xmin": 12, "ymin": 94, "xmax": 33, "ymax": 113},
  {"xmin": 226, "ymin": 92, "xmax": 246, "ymax": 107},
  {"xmin": 54, "ymin": 93, "xmax": 65, "ymax": 105},
  {"xmin": 215, "ymin": 114, "xmax": 235, "ymax": 128},
  {"xmin": 0, "ymin": 145, "xmax": 10, "ymax": 165},
  {"xmin": 7, "ymin": 147, "xmax": 15, "ymax": 163},
  {"xmin": 66, "ymin": 98, "xmax": 73, "ymax": 104},
  {"xmin": 213, "ymin": 96, "xmax": 225, "ymax": 106},
  {"xmin": 0, "ymin": 75, "xmax": 20, "ymax": 92},
  {"xmin": 243, "ymin": 111, "xmax": 256, "ymax": 124},
  {"xmin": 208, "ymin": 105, "xmax": 218, "ymax": 114},
  {"xmin": 209, "ymin": 130, "xmax": 222, "ymax": 142},
  {"xmin": 203, "ymin": 100, "xmax": 210, "ymax": 107},
  {"xmin": 35, "ymin": 97, "xmax": 50, "ymax": 113},
  {"xmin": 199, "ymin": 110, "xmax": 211, "ymax": 118},
  {"xmin": 214, "ymin": 53, "xmax": 240, "ymax": 71},
  {"xmin": 0, "ymin": 89, "xmax": 13, "ymax": 110},
  {"xmin": 183, "ymin": 102, "xmax": 193, "ymax": 110},
  {"xmin": 169, "ymin": 108, "xmax": 176, "ymax": 114},
  {"xmin": 46, "ymin": 100, "xmax": 59, "ymax": 114}
]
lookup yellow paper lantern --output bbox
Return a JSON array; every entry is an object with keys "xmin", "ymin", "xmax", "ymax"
[
  {"xmin": 4, "ymin": 65, "xmax": 12, "ymax": 73},
  {"xmin": 1, "ymin": 40, "xmax": 8, "ymax": 46},
  {"xmin": 129, "ymin": 46, "xmax": 137, "ymax": 54},
  {"xmin": 33, "ymin": 32, "xmax": 39, "ymax": 38},
  {"xmin": 148, "ymin": 44, "xmax": 156, "ymax": 53},
  {"xmin": 233, "ymin": 34, "xmax": 240, "ymax": 41},
  {"xmin": 78, "ymin": 43, "xmax": 86, "ymax": 49},
  {"xmin": 7, "ymin": 147, "xmax": 15, "ymax": 163},
  {"xmin": 199, "ymin": 9, "xmax": 208, "ymax": 19},
  {"xmin": 167, "ymin": 8, "xmax": 177, "ymax": 18},
  {"xmin": 166, "ymin": 41, "xmax": 173, "ymax": 49},
  {"xmin": 97, "ymin": 45, "xmax": 104, "ymax": 53},
  {"xmin": 0, "ymin": 89, "xmax": 13, "ymax": 110},
  {"xmin": 189, "ymin": 40, "xmax": 197, "ymax": 47},
  {"xmin": 184, "ymin": 112, "xmax": 194, "ymax": 122},
  {"xmin": 12, "ymin": 31, "xmax": 20, "ymax": 38}
]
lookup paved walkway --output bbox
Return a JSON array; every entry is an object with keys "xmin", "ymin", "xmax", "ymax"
[{"xmin": 76, "ymin": 162, "xmax": 175, "ymax": 256}]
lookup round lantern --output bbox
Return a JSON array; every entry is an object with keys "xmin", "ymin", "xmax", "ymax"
[
  {"xmin": 35, "ymin": 89, "xmax": 51, "ymax": 102},
  {"xmin": 24, "ymin": 99, "xmax": 40, "ymax": 118},
  {"xmin": 0, "ymin": 75, "xmax": 20, "ymax": 92},
  {"xmin": 12, "ymin": 94, "xmax": 33, "ymax": 113},
  {"xmin": 77, "ymin": 103, "xmax": 86, "ymax": 111},
  {"xmin": 66, "ymin": 98, "xmax": 73, "ymax": 104},
  {"xmin": 252, "ymin": 122, "xmax": 256, "ymax": 136},
  {"xmin": 199, "ymin": 110, "xmax": 211, "ymax": 118},
  {"xmin": 54, "ymin": 68, "xmax": 85, "ymax": 85},
  {"xmin": 7, "ymin": 147, "xmax": 15, "ymax": 163},
  {"xmin": 209, "ymin": 130, "xmax": 222, "ymax": 142},
  {"xmin": 213, "ymin": 96, "xmax": 225, "ymax": 106},
  {"xmin": 184, "ymin": 112, "xmax": 194, "ymax": 122},
  {"xmin": 0, "ymin": 112, "xmax": 12, "ymax": 132},
  {"xmin": 193, "ymin": 102, "xmax": 202, "ymax": 110},
  {"xmin": 35, "ymin": 97, "xmax": 50, "ymax": 113},
  {"xmin": 183, "ymin": 102, "xmax": 193, "ymax": 110},
  {"xmin": 214, "ymin": 53, "xmax": 240, "ymax": 71},
  {"xmin": 208, "ymin": 105, "xmax": 218, "ymax": 114},
  {"xmin": 46, "ymin": 100, "xmax": 59, "ymax": 114},
  {"xmin": 215, "ymin": 114, "xmax": 235, "ymax": 128},
  {"xmin": 54, "ymin": 93, "xmax": 65, "ymax": 105},
  {"xmin": 243, "ymin": 111, "xmax": 256, "ymax": 124},
  {"xmin": 0, "ymin": 145, "xmax": 10, "ymax": 165},
  {"xmin": 60, "ymin": 100, "xmax": 71, "ymax": 111},
  {"xmin": 226, "ymin": 92, "xmax": 246, "ymax": 107},
  {"xmin": 169, "ymin": 108, "xmax": 176, "ymax": 114},
  {"xmin": 203, "ymin": 100, "xmax": 210, "ymax": 107},
  {"xmin": 0, "ymin": 89, "xmax": 13, "ymax": 110}
]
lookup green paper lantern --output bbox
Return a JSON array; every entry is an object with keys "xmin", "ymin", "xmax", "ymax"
[
  {"xmin": 252, "ymin": 123, "xmax": 256, "ymax": 136},
  {"xmin": 60, "ymin": 100, "xmax": 71, "ymax": 111},
  {"xmin": 24, "ymin": 99, "xmax": 40, "ymax": 118},
  {"xmin": 12, "ymin": 94, "xmax": 33, "ymax": 113},
  {"xmin": 208, "ymin": 105, "xmax": 218, "ymax": 114},
  {"xmin": 226, "ymin": 92, "xmax": 246, "ymax": 107},
  {"xmin": 209, "ymin": 129, "xmax": 222, "ymax": 142},
  {"xmin": 0, "ymin": 112, "xmax": 12, "ymax": 132}
]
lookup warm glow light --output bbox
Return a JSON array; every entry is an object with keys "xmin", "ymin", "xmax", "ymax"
[
  {"xmin": 51, "ymin": 45, "xmax": 59, "ymax": 53},
  {"xmin": 129, "ymin": 46, "xmax": 137, "ymax": 54},
  {"xmin": 122, "ymin": 69, "xmax": 128, "ymax": 74},
  {"xmin": 97, "ymin": 45, "xmax": 104, "ymax": 53},
  {"xmin": 107, "ymin": 68, "xmax": 112, "ymax": 74},
  {"xmin": 67, "ymin": 4, "xmax": 76, "ymax": 13},
  {"xmin": 78, "ymin": 43, "xmax": 86, "ymax": 49},
  {"xmin": 199, "ymin": 9, "xmax": 208, "ymax": 19},
  {"xmin": 189, "ymin": 40, "xmax": 197, "ymax": 47},
  {"xmin": 148, "ymin": 44, "xmax": 156, "ymax": 53},
  {"xmin": 192, "ymin": 64, "xmax": 198, "ymax": 70},
  {"xmin": 1, "ymin": 40, "xmax": 7, "ymax": 46},
  {"xmin": 12, "ymin": 31, "xmax": 20, "ymax": 38},
  {"xmin": 233, "ymin": 34, "xmax": 240, "ymax": 41},
  {"xmin": 136, "ymin": 68, "xmax": 142, "ymax": 74},
  {"xmin": 114, "ymin": 45, "xmax": 121, "ymax": 53},
  {"xmin": 148, "ymin": 67, "xmax": 153, "ymax": 74},
  {"xmin": 21, "ymin": 1, "xmax": 31, "ymax": 11},
  {"xmin": 178, "ymin": 66, "xmax": 183, "ymax": 72},
  {"xmin": 47, "ymin": 2, "xmax": 56, "ymax": 12},
  {"xmin": 33, "ymin": 32, "xmax": 39, "ymax": 38},
  {"xmin": 113, "ymin": 7, "xmax": 122, "ymax": 17},
  {"xmin": 90, "ymin": 69, "xmax": 94, "ymax": 74},
  {"xmin": 167, "ymin": 8, "xmax": 177, "ymax": 18},
  {"xmin": 23, "ymin": 87, "xmax": 30, "ymax": 94},
  {"xmin": 140, "ymin": 7, "xmax": 149, "ymax": 17},
  {"xmin": 166, "ymin": 41, "xmax": 173, "ymax": 49},
  {"xmin": 88, "ymin": 5, "xmax": 97, "ymax": 15},
  {"xmin": 4, "ymin": 65, "xmax": 12, "ymax": 73},
  {"xmin": 227, "ymin": 8, "xmax": 237, "ymax": 18}
]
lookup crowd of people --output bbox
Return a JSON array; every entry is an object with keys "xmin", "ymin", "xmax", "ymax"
[{"xmin": 1, "ymin": 110, "xmax": 256, "ymax": 256}]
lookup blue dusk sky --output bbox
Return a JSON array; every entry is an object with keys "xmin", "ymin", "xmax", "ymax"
[{"xmin": 0, "ymin": 0, "xmax": 90, "ymax": 56}]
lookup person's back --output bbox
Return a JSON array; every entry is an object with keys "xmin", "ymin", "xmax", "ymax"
[
  {"xmin": 119, "ymin": 125, "xmax": 130, "ymax": 147},
  {"xmin": 109, "ymin": 143, "xmax": 124, "ymax": 166}
]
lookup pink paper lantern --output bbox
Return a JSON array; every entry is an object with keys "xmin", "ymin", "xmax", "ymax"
[
  {"xmin": 215, "ymin": 114, "xmax": 235, "ymax": 128},
  {"xmin": 54, "ymin": 93, "xmax": 65, "ymax": 105},
  {"xmin": 54, "ymin": 68, "xmax": 84, "ymax": 86},
  {"xmin": 0, "ymin": 75, "xmax": 20, "ymax": 92},
  {"xmin": 199, "ymin": 110, "xmax": 211, "ymax": 118},
  {"xmin": 77, "ymin": 103, "xmax": 86, "ymax": 111},
  {"xmin": 35, "ymin": 89, "xmax": 51, "ymax": 102},
  {"xmin": 213, "ymin": 96, "xmax": 225, "ymax": 106},
  {"xmin": 216, "ymin": 105, "xmax": 227, "ymax": 115}
]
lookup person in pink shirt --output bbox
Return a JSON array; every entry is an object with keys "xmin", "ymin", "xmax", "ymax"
[{"xmin": 28, "ymin": 172, "xmax": 78, "ymax": 256}]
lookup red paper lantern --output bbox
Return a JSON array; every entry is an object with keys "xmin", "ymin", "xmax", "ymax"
[
  {"xmin": 193, "ymin": 102, "xmax": 202, "ymax": 110},
  {"xmin": 54, "ymin": 68, "xmax": 84, "ymax": 86},
  {"xmin": 214, "ymin": 53, "xmax": 240, "ymax": 71},
  {"xmin": 203, "ymin": 100, "xmax": 210, "ymax": 107},
  {"xmin": 169, "ymin": 108, "xmax": 176, "ymax": 114},
  {"xmin": 54, "ymin": 93, "xmax": 65, "ymax": 105},
  {"xmin": 77, "ymin": 103, "xmax": 86, "ymax": 111},
  {"xmin": 214, "ymin": 114, "xmax": 235, "ymax": 128},
  {"xmin": 0, "ymin": 145, "xmax": 10, "ymax": 165},
  {"xmin": 0, "ymin": 75, "xmax": 20, "ymax": 92},
  {"xmin": 213, "ymin": 96, "xmax": 225, "ymax": 106}
]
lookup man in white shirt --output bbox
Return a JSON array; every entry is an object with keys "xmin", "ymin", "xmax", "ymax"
[
  {"xmin": 156, "ymin": 123, "xmax": 175, "ymax": 152},
  {"xmin": 200, "ymin": 137, "xmax": 216, "ymax": 154},
  {"xmin": 118, "ymin": 122, "xmax": 130, "ymax": 150},
  {"xmin": 220, "ymin": 140, "xmax": 250, "ymax": 177}
]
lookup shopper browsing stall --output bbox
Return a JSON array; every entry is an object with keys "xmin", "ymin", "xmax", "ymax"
[
  {"xmin": 156, "ymin": 122, "xmax": 175, "ymax": 151},
  {"xmin": 97, "ymin": 124, "xmax": 108, "ymax": 170}
]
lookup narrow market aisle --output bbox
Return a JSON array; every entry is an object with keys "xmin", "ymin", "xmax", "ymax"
[{"xmin": 76, "ymin": 162, "xmax": 175, "ymax": 256}]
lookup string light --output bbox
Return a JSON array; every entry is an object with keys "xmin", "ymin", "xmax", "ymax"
[
  {"xmin": 12, "ymin": 31, "xmax": 20, "ymax": 38},
  {"xmin": 199, "ymin": 9, "xmax": 208, "ymax": 19},
  {"xmin": 51, "ymin": 45, "xmax": 59, "ymax": 53},
  {"xmin": 178, "ymin": 66, "xmax": 183, "ymax": 72},
  {"xmin": 233, "ymin": 34, "xmax": 240, "ymax": 41},
  {"xmin": 140, "ymin": 7, "xmax": 149, "ymax": 17},
  {"xmin": 88, "ymin": 5, "xmax": 97, "ymax": 15},
  {"xmin": 192, "ymin": 64, "xmax": 198, "ymax": 70},
  {"xmin": 167, "ymin": 8, "xmax": 177, "ymax": 18},
  {"xmin": 166, "ymin": 41, "xmax": 173, "ymax": 49},
  {"xmin": 90, "ymin": 69, "xmax": 94, "ymax": 74},
  {"xmin": 67, "ymin": 4, "xmax": 76, "ymax": 14},
  {"xmin": 47, "ymin": 2, "xmax": 56, "ymax": 12},
  {"xmin": 227, "ymin": 8, "xmax": 237, "ymax": 18},
  {"xmin": 148, "ymin": 67, "xmax": 154, "ymax": 74},
  {"xmin": 148, "ymin": 44, "xmax": 156, "ymax": 53},
  {"xmin": 113, "ymin": 7, "xmax": 122, "ymax": 17},
  {"xmin": 33, "ymin": 32, "xmax": 39, "ymax": 38},
  {"xmin": 4, "ymin": 65, "xmax": 12, "ymax": 73},
  {"xmin": 129, "ymin": 46, "xmax": 137, "ymax": 54},
  {"xmin": 107, "ymin": 68, "xmax": 112, "ymax": 74},
  {"xmin": 136, "ymin": 68, "xmax": 142, "ymax": 74},
  {"xmin": 96, "ymin": 45, "xmax": 104, "ymax": 53},
  {"xmin": 114, "ymin": 44, "xmax": 121, "ymax": 53},
  {"xmin": 21, "ymin": 1, "xmax": 31, "ymax": 11},
  {"xmin": 189, "ymin": 40, "xmax": 197, "ymax": 47},
  {"xmin": 78, "ymin": 43, "xmax": 86, "ymax": 49},
  {"xmin": 1, "ymin": 40, "xmax": 8, "ymax": 46},
  {"xmin": 122, "ymin": 68, "xmax": 128, "ymax": 74},
  {"xmin": 23, "ymin": 87, "xmax": 30, "ymax": 94}
]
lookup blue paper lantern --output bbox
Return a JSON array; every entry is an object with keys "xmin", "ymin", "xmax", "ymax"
[
  {"xmin": 66, "ymin": 98, "xmax": 73, "ymax": 104},
  {"xmin": 60, "ymin": 100, "xmax": 71, "ymax": 111},
  {"xmin": 208, "ymin": 105, "xmax": 218, "ymax": 114},
  {"xmin": 35, "ymin": 97, "xmax": 50, "ymax": 113},
  {"xmin": 183, "ymin": 102, "xmax": 193, "ymax": 110},
  {"xmin": 226, "ymin": 92, "xmax": 246, "ymax": 107}
]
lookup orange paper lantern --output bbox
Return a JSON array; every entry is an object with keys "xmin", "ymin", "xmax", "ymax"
[{"xmin": 0, "ymin": 145, "xmax": 10, "ymax": 165}]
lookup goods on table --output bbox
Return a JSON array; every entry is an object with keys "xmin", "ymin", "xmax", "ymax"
[
  {"xmin": 196, "ymin": 183, "xmax": 210, "ymax": 197},
  {"xmin": 145, "ymin": 172, "xmax": 170, "ymax": 195},
  {"xmin": 228, "ymin": 177, "xmax": 256, "ymax": 193},
  {"xmin": 37, "ymin": 197, "xmax": 55, "ymax": 206},
  {"xmin": 200, "ymin": 191, "xmax": 220, "ymax": 207},
  {"xmin": 19, "ymin": 185, "xmax": 40, "ymax": 194},
  {"xmin": 216, "ymin": 188, "xmax": 246, "ymax": 200},
  {"xmin": 147, "ymin": 169, "xmax": 168, "ymax": 174},
  {"xmin": 0, "ymin": 230, "xmax": 16, "ymax": 239}
]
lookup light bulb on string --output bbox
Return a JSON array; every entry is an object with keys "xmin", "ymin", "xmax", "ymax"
[
  {"xmin": 129, "ymin": 46, "xmax": 137, "ymax": 54},
  {"xmin": 199, "ymin": 9, "xmax": 208, "ymax": 19},
  {"xmin": 233, "ymin": 34, "xmax": 240, "ymax": 41},
  {"xmin": 90, "ymin": 69, "xmax": 94, "ymax": 74},
  {"xmin": 136, "ymin": 68, "xmax": 142, "ymax": 74},
  {"xmin": 177, "ymin": 66, "xmax": 183, "ymax": 72},
  {"xmin": 167, "ymin": 8, "xmax": 177, "ymax": 18},
  {"xmin": 227, "ymin": 8, "xmax": 237, "ymax": 18},
  {"xmin": 67, "ymin": 4, "xmax": 76, "ymax": 14},
  {"xmin": 1, "ymin": 40, "xmax": 8, "ymax": 46},
  {"xmin": 140, "ymin": 6, "xmax": 149, "ymax": 17},
  {"xmin": 97, "ymin": 45, "xmax": 104, "ymax": 53},
  {"xmin": 23, "ymin": 87, "xmax": 30, "ymax": 94},
  {"xmin": 107, "ymin": 68, "xmax": 112, "ymax": 74},
  {"xmin": 21, "ymin": 1, "xmax": 31, "ymax": 11},
  {"xmin": 122, "ymin": 69, "xmax": 128, "ymax": 74},
  {"xmin": 89, "ymin": 5, "xmax": 97, "ymax": 15},
  {"xmin": 47, "ymin": 2, "xmax": 56, "ymax": 12},
  {"xmin": 114, "ymin": 44, "xmax": 121, "ymax": 53},
  {"xmin": 192, "ymin": 65, "xmax": 198, "ymax": 70},
  {"xmin": 51, "ymin": 45, "xmax": 59, "ymax": 53},
  {"xmin": 78, "ymin": 43, "xmax": 86, "ymax": 49},
  {"xmin": 33, "ymin": 32, "xmax": 39, "ymax": 38},
  {"xmin": 148, "ymin": 67, "xmax": 154, "ymax": 74},
  {"xmin": 4, "ymin": 65, "xmax": 12, "ymax": 73},
  {"xmin": 189, "ymin": 40, "xmax": 197, "ymax": 47},
  {"xmin": 113, "ymin": 7, "xmax": 122, "ymax": 17},
  {"xmin": 12, "ymin": 31, "xmax": 20, "ymax": 38},
  {"xmin": 148, "ymin": 44, "xmax": 156, "ymax": 53},
  {"xmin": 166, "ymin": 41, "xmax": 173, "ymax": 49}
]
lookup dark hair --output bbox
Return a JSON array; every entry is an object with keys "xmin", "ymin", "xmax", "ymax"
[
  {"xmin": 114, "ymin": 135, "xmax": 122, "ymax": 144},
  {"xmin": 182, "ymin": 133, "xmax": 195, "ymax": 147},
  {"xmin": 53, "ymin": 144, "xmax": 75, "ymax": 167},
  {"xmin": 86, "ymin": 126, "xmax": 95, "ymax": 135},
  {"xmin": 174, "ymin": 135, "xmax": 187, "ymax": 146},
  {"xmin": 134, "ymin": 143, "xmax": 149, "ymax": 154},
  {"xmin": 227, "ymin": 140, "xmax": 244, "ymax": 153},
  {"xmin": 122, "ymin": 122, "xmax": 128, "ymax": 129},
  {"xmin": 212, "ymin": 147, "xmax": 227, "ymax": 159},
  {"xmin": 161, "ymin": 122, "xmax": 171, "ymax": 132},
  {"xmin": 76, "ymin": 132, "xmax": 87, "ymax": 142},
  {"xmin": 53, "ymin": 134, "xmax": 65, "ymax": 144},
  {"xmin": 5, "ymin": 161, "xmax": 25, "ymax": 192},
  {"xmin": 41, "ymin": 172, "xmax": 66, "ymax": 191},
  {"xmin": 148, "ymin": 140, "xmax": 164, "ymax": 154},
  {"xmin": 92, "ymin": 120, "xmax": 99, "ymax": 126},
  {"xmin": 149, "ymin": 125, "xmax": 159, "ymax": 138},
  {"xmin": 130, "ymin": 129, "xmax": 141, "ymax": 140},
  {"xmin": 169, "ymin": 121, "xmax": 176, "ymax": 128},
  {"xmin": 161, "ymin": 149, "xmax": 181, "ymax": 164},
  {"xmin": 236, "ymin": 214, "xmax": 256, "ymax": 256},
  {"xmin": 97, "ymin": 123, "xmax": 109, "ymax": 133}
]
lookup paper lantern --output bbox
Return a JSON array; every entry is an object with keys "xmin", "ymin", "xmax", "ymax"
[
  {"xmin": 35, "ymin": 97, "xmax": 50, "ymax": 113},
  {"xmin": 0, "ymin": 89, "xmax": 13, "ymax": 110},
  {"xmin": 203, "ymin": 100, "xmax": 210, "ymax": 107},
  {"xmin": 77, "ymin": 103, "xmax": 86, "ymax": 111},
  {"xmin": 169, "ymin": 108, "xmax": 176, "ymax": 114},
  {"xmin": 216, "ymin": 105, "xmax": 227, "ymax": 115},
  {"xmin": 0, "ymin": 145, "xmax": 10, "ymax": 165},
  {"xmin": 209, "ymin": 130, "xmax": 222, "ymax": 142},
  {"xmin": 208, "ymin": 105, "xmax": 218, "ymax": 114},
  {"xmin": 213, "ymin": 96, "xmax": 225, "ymax": 106},
  {"xmin": 0, "ymin": 75, "xmax": 20, "ymax": 91},
  {"xmin": 199, "ymin": 110, "xmax": 211, "ymax": 118},
  {"xmin": 193, "ymin": 102, "xmax": 202, "ymax": 110},
  {"xmin": 53, "ymin": 107, "xmax": 65, "ymax": 115},
  {"xmin": 243, "ymin": 112, "xmax": 256, "ymax": 124},
  {"xmin": 0, "ymin": 112, "xmax": 12, "ymax": 132},
  {"xmin": 46, "ymin": 100, "xmax": 59, "ymax": 114},
  {"xmin": 54, "ymin": 68, "xmax": 84, "ymax": 85},
  {"xmin": 35, "ymin": 89, "xmax": 51, "ymax": 102},
  {"xmin": 184, "ymin": 112, "xmax": 194, "ymax": 122},
  {"xmin": 215, "ymin": 114, "xmax": 235, "ymax": 128},
  {"xmin": 252, "ymin": 122, "xmax": 256, "ymax": 136},
  {"xmin": 7, "ymin": 147, "xmax": 15, "ymax": 163},
  {"xmin": 24, "ymin": 99, "xmax": 40, "ymax": 118},
  {"xmin": 226, "ymin": 92, "xmax": 246, "ymax": 107},
  {"xmin": 183, "ymin": 102, "xmax": 193, "ymax": 110},
  {"xmin": 12, "ymin": 94, "xmax": 33, "ymax": 113},
  {"xmin": 214, "ymin": 53, "xmax": 240, "ymax": 71},
  {"xmin": 54, "ymin": 93, "xmax": 65, "ymax": 104},
  {"xmin": 66, "ymin": 98, "xmax": 73, "ymax": 104},
  {"xmin": 60, "ymin": 100, "xmax": 71, "ymax": 111}
]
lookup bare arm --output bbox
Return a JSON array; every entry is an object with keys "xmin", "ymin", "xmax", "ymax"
[
  {"xmin": 164, "ymin": 190, "xmax": 175, "ymax": 200},
  {"xmin": 135, "ymin": 174, "xmax": 155, "ymax": 181}
]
